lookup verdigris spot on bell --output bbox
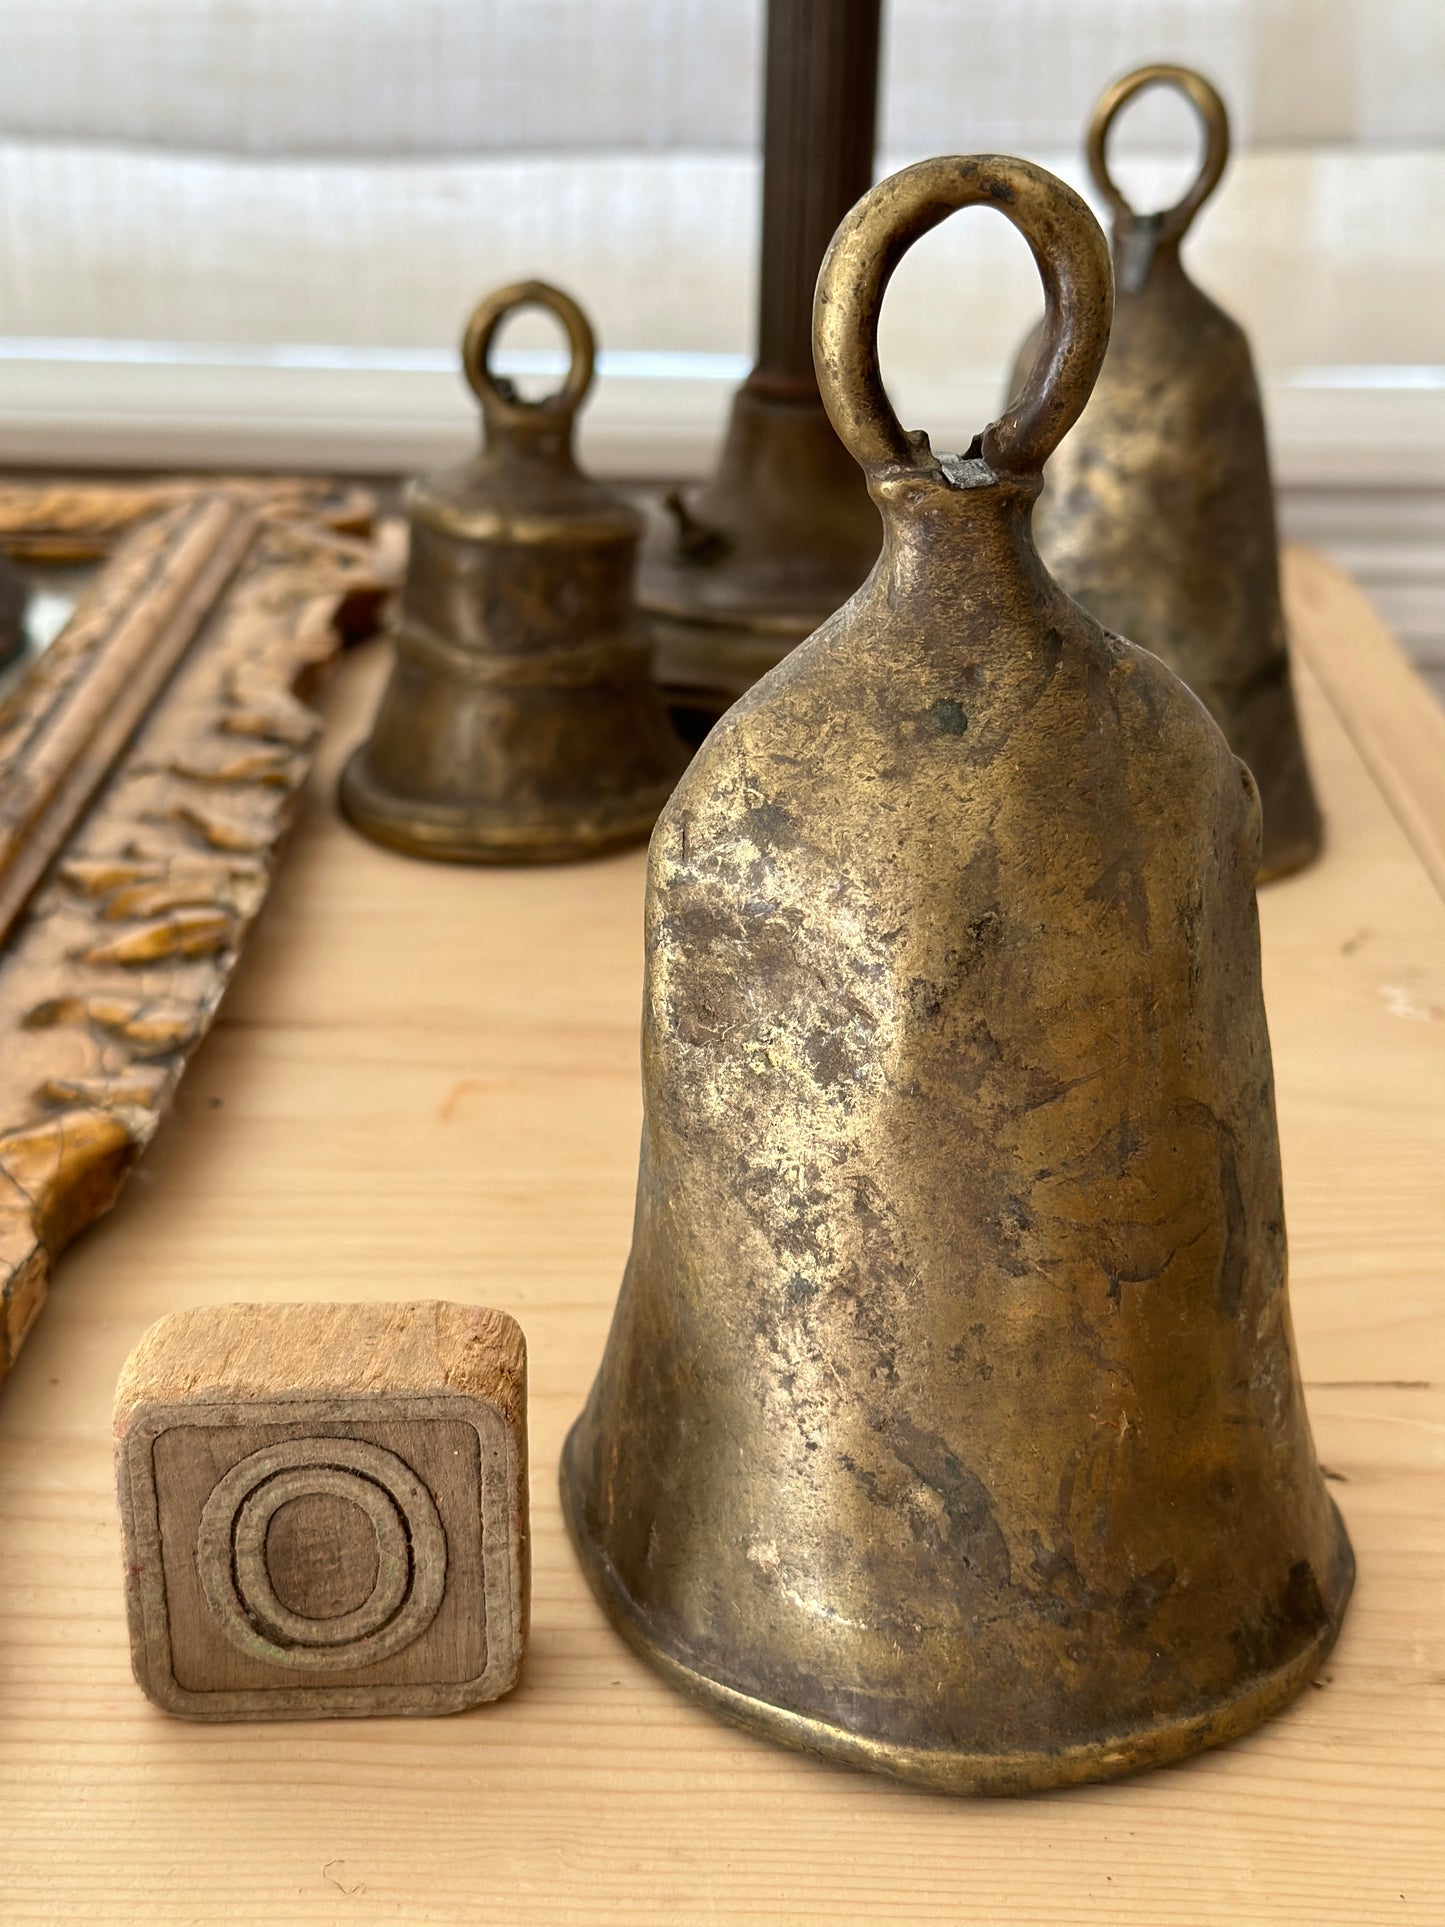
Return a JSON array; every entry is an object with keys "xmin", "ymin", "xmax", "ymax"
[
  {"xmin": 1011, "ymin": 66, "xmax": 1323, "ymax": 883},
  {"xmin": 928, "ymin": 700, "xmax": 969, "ymax": 735},
  {"xmin": 341, "ymin": 280, "xmax": 687, "ymax": 863},
  {"xmin": 563, "ymin": 153, "xmax": 1352, "ymax": 1796}
]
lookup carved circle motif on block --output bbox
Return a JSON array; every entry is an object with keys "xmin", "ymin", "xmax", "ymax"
[{"xmin": 196, "ymin": 1438, "xmax": 447, "ymax": 1670}]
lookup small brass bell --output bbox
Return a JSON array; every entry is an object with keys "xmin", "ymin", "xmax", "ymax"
[
  {"xmin": 342, "ymin": 282, "xmax": 687, "ymax": 862},
  {"xmin": 563, "ymin": 155, "xmax": 1352, "ymax": 1795},
  {"xmin": 1011, "ymin": 67, "xmax": 1322, "ymax": 882}
]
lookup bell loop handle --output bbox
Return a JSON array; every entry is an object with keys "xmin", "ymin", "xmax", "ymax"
[
  {"xmin": 814, "ymin": 155, "xmax": 1113, "ymax": 481},
  {"xmin": 1088, "ymin": 65, "xmax": 1230, "ymax": 247},
  {"xmin": 461, "ymin": 279, "xmax": 597, "ymax": 436}
]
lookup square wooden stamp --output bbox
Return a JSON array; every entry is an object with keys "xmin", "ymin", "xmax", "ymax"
[{"xmin": 114, "ymin": 1300, "xmax": 528, "ymax": 1720}]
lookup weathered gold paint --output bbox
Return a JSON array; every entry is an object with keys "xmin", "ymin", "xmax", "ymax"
[
  {"xmin": 563, "ymin": 155, "xmax": 1352, "ymax": 1795},
  {"xmin": 1013, "ymin": 67, "xmax": 1322, "ymax": 882},
  {"xmin": 342, "ymin": 282, "xmax": 686, "ymax": 863}
]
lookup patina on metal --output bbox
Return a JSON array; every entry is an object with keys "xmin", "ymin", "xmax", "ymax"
[
  {"xmin": 341, "ymin": 281, "xmax": 687, "ymax": 863},
  {"xmin": 1012, "ymin": 66, "xmax": 1322, "ymax": 882},
  {"xmin": 563, "ymin": 154, "xmax": 1353, "ymax": 1796},
  {"xmin": 639, "ymin": 0, "xmax": 883, "ymax": 708}
]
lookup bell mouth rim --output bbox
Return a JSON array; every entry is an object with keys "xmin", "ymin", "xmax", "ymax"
[
  {"xmin": 338, "ymin": 747, "xmax": 674, "ymax": 866},
  {"xmin": 560, "ymin": 1421, "xmax": 1354, "ymax": 1798},
  {"xmin": 1256, "ymin": 820, "xmax": 1326, "ymax": 886}
]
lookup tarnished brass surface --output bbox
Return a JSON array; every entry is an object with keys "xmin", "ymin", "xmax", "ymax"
[
  {"xmin": 639, "ymin": 0, "xmax": 882, "ymax": 702},
  {"xmin": 1013, "ymin": 67, "xmax": 1322, "ymax": 882},
  {"xmin": 341, "ymin": 282, "xmax": 686, "ymax": 863},
  {"xmin": 564, "ymin": 155, "xmax": 1352, "ymax": 1795}
]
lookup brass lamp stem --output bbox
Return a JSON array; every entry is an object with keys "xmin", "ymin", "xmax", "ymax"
[
  {"xmin": 640, "ymin": 0, "xmax": 884, "ymax": 706},
  {"xmin": 753, "ymin": 0, "xmax": 881, "ymax": 396}
]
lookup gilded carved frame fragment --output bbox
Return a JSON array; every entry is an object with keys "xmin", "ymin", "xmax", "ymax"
[{"xmin": 0, "ymin": 479, "xmax": 395, "ymax": 1380}]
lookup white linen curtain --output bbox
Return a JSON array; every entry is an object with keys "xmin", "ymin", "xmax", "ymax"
[
  {"xmin": 0, "ymin": 0, "xmax": 1443, "ymax": 682},
  {"xmin": 0, "ymin": 0, "xmax": 1438, "ymax": 155}
]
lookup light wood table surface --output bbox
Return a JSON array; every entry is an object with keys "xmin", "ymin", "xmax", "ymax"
[{"xmin": 1, "ymin": 549, "xmax": 1442, "ymax": 1925}]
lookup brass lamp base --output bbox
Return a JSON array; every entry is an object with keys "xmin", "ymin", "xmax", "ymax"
[
  {"xmin": 645, "ymin": 611, "xmax": 795, "ymax": 714},
  {"xmin": 639, "ymin": 382, "xmax": 880, "ymax": 704},
  {"xmin": 562, "ymin": 1434, "xmax": 1353, "ymax": 1796}
]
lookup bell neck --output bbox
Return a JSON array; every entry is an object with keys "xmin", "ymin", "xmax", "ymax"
[
  {"xmin": 479, "ymin": 406, "xmax": 578, "ymax": 475},
  {"xmin": 1111, "ymin": 211, "xmax": 1189, "ymax": 297},
  {"xmin": 870, "ymin": 450, "xmax": 1040, "ymax": 562},
  {"xmin": 411, "ymin": 391, "xmax": 635, "ymax": 535},
  {"xmin": 864, "ymin": 448, "xmax": 1044, "ymax": 626}
]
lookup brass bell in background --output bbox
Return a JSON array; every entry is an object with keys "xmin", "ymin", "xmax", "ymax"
[
  {"xmin": 341, "ymin": 282, "xmax": 687, "ymax": 862},
  {"xmin": 564, "ymin": 156, "xmax": 1352, "ymax": 1795},
  {"xmin": 1012, "ymin": 66, "xmax": 1323, "ymax": 882}
]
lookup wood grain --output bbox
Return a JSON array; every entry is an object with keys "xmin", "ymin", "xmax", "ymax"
[
  {"xmin": 1285, "ymin": 543, "xmax": 1445, "ymax": 905},
  {"xmin": 0, "ymin": 554, "xmax": 1441, "ymax": 1921}
]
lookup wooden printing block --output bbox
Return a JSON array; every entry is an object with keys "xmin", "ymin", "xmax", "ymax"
[{"xmin": 114, "ymin": 1300, "xmax": 528, "ymax": 1719}]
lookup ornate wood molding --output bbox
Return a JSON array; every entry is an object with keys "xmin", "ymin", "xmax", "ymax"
[{"xmin": 0, "ymin": 480, "xmax": 397, "ymax": 1379}]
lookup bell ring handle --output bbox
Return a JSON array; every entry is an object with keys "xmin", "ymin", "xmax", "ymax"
[
  {"xmin": 461, "ymin": 279, "xmax": 596, "ymax": 432},
  {"xmin": 814, "ymin": 154, "xmax": 1113, "ymax": 480},
  {"xmin": 1088, "ymin": 64, "xmax": 1230, "ymax": 246}
]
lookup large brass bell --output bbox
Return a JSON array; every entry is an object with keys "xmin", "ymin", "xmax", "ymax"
[
  {"xmin": 341, "ymin": 281, "xmax": 687, "ymax": 862},
  {"xmin": 1011, "ymin": 67, "xmax": 1322, "ymax": 882},
  {"xmin": 563, "ymin": 155, "xmax": 1353, "ymax": 1795}
]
